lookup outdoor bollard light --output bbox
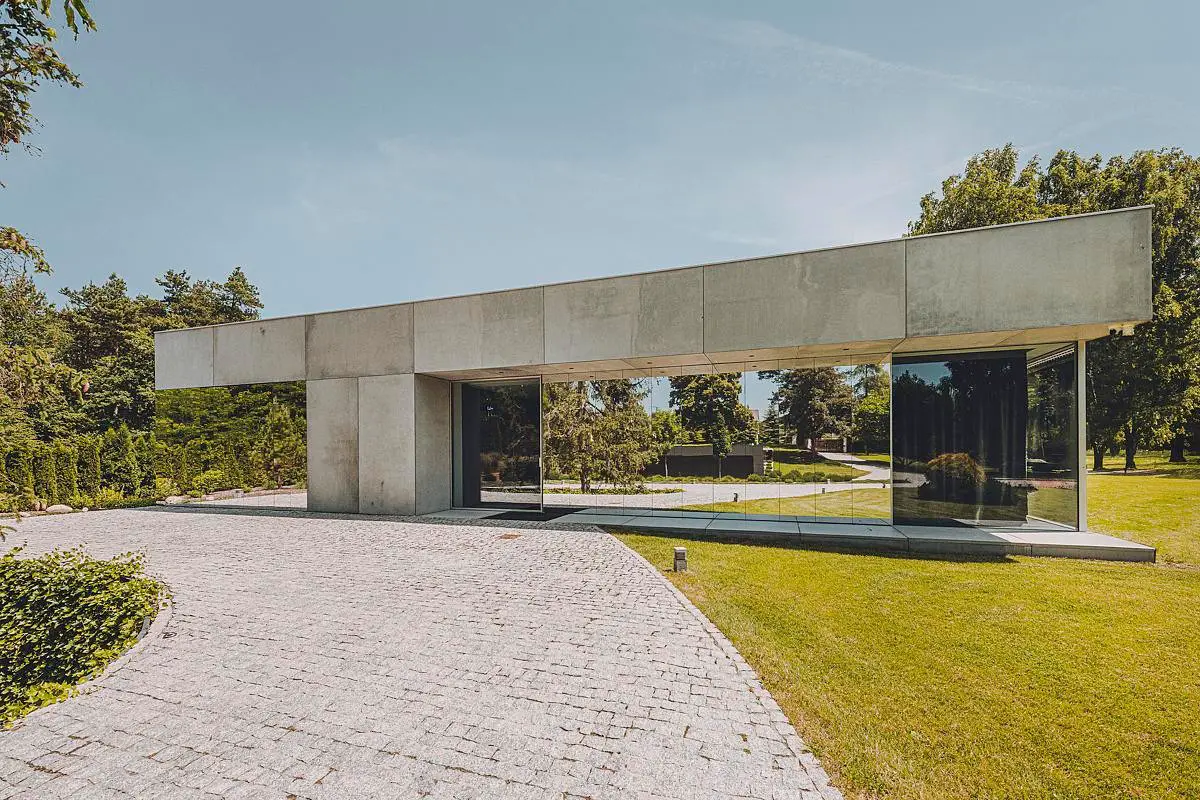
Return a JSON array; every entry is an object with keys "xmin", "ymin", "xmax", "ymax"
[{"xmin": 674, "ymin": 547, "xmax": 687, "ymax": 572}]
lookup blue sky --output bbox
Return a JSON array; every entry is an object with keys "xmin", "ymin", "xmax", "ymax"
[{"xmin": 6, "ymin": 0, "xmax": 1199, "ymax": 320}]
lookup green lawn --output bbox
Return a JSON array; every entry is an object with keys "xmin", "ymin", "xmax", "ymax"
[
  {"xmin": 682, "ymin": 488, "xmax": 892, "ymax": 520},
  {"xmin": 771, "ymin": 448, "xmax": 864, "ymax": 481},
  {"xmin": 616, "ymin": 453, "xmax": 1200, "ymax": 799}
]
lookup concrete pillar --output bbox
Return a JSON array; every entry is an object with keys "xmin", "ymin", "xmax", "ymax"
[
  {"xmin": 307, "ymin": 378, "xmax": 360, "ymax": 513},
  {"xmin": 1077, "ymin": 340, "xmax": 1088, "ymax": 531},
  {"xmin": 355, "ymin": 373, "xmax": 451, "ymax": 515},
  {"xmin": 412, "ymin": 374, "xmax": 452, "ymax": 514}
]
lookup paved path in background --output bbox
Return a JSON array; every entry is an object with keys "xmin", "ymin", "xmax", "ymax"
[
  {"xmin": 0, "ymin": 509, "xmax": 840, "ymax": 800},
  {"xmin": 814, "ymin": 453, "xmax": 891, "ymax": 483}
]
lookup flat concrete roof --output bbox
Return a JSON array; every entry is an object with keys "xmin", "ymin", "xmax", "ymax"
[{"xmin": 155, "ymin": 207, "xmax": 1153, "ymax": 389}]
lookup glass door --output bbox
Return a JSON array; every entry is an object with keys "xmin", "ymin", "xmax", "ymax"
[{"xmin": 454, "ymin": 378, "xmax": 542, "ymax": 510}]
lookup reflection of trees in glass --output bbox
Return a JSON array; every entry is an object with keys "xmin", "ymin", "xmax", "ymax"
[
  {"xmin": 848, "ymin": 364, "xmax": 890, "ymax": 451},
  {"xmin": 477, "ymin": 384, "xmax": 539, "ymax": 486},
  {"xmin": 762, "ymin": 368, "xmax": 855, "ymax": 452},
  {"xmin": 892, "ymin": 356, "xmax": 1024, "ymax": 476},
  {"xmin": 543, "ymin": 380, "xmax": 654, "ymax": 491},
  {"xmin": 154, "ymin": 383, "xmax": 307, "ymax": 493},
  {"xmin": 650, "ymin": 409, "xmax": 683, "ymax": 460},
  {"xmin": 1027, "ymin": 354, "xmax": 1075, "ymax": 473},
  {"xmin": 667, "ymin": 374, "xmax": 753, "ymax": 459}
]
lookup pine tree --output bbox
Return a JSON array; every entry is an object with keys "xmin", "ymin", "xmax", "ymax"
[
  {"xmin": 101, "ymin": 425, "xmax": 141, "ymax": 495},
  {"xmin": 54, "ymin": 444, "xmax": 79, "ymax": 504},
  {"xmin": 32, "ymin": 446, "xmax": 58, "ymax": 505},
  {"xmin": 135, "ymin": 433, "xmax": 155, "ymax": 494},
  {"xmin": 78, "ymin": 437, "xmax": 101, "ymax": 495}
]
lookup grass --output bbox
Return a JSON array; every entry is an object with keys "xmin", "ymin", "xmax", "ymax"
[
  {"xmin": 681, "ymin": 488, "xmax": 891, "ymax": 520},
  {"xmin": 616, "ymin": 451, "xmax": 1200, "ymax": 798},
  {"xmin": 852, "ymin": 451, "xmax": 892, "ymax": 466},
  {"xmin": 771, "ymin": 448, "xmax": 865, "ymax": 482},
  {"xmin": 619, "ymin": 535, "xmax": 1200, "ymax": 800},
  {"xmin": 1089, "ymin": 453, "xmax": 1200, "ymax": 564}
]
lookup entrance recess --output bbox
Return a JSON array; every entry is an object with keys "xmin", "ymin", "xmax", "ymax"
[{"xmin": 453, "ymin": 378, "xmax": 542, "ymax": 510}]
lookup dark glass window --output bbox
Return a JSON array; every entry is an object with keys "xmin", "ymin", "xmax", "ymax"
[
  {"xmin": 455, "ymin": 379, "xmax": 541, "ymax": 510},
  {"xmin": 891, "ymin": 346, "xmax": 1077, "ymax": 528}
]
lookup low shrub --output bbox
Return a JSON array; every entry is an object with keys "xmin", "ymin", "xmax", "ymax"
[
  {"xmin": 925, "ymin": 453, "xmax": 988, "ymax": 489},
  {"xmin": 153, "ymin": 477, "xmax": 180, "ymax": 498},
  {"xmin": 190, "ymin": 468, "xmax": 230, "ymax": 494},
  {"xmin": 0, "ymin": 547, "xmax": 163, "ymax": 727}
]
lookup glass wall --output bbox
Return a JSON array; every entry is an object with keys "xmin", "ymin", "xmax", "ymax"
[
  {"xmin": 454, "ymin": 378, "xmax": 542, "ymax": 510},
  {"xmin": 531, "ymin": 357, "xmax": 893, "ymax": 524},
  {"xmin": 154, "ymin": 381, "xmax": 307, "ymax": 509},
  {"xmin": 891, "ymin": 344, "xmax": 1078, "ymax": 528}
]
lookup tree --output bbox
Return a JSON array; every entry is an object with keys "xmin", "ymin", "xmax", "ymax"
[
  {"xmin": 53, "ymin": 442, "xmax": 77, "ymax": 502},
  {"xmin": 257, "ymin": 399, "xmax": 305, "ymax": 488},
  {"xmin": 911, "ymin": 145, "xmax": 1200, "ymax": 470},
  {"xmin": 543, "ymin": 380, "xmax": 655, "ymax": 491},
  {"xmin": 852, "ymin": 385, "xmax": 890, "ymax": 450},
  {"xmin": 155, "ymin": 267, "xmax": 262, "ymax": 328},
  {"xmin": 76, "ymin": 435, "xmax": 99, "ymax": 495},
  {"xmin": 1, "ymin": 0, "xmax": 96, "ymax": 394},
  {"xmin": 100, "ymin": 424, "xmax": 140, "ymax": 495},
  {"xmin": 649, "ymin": 409, "xmax": 683, "ymax": 462},
  {"xmin": 667, "ymin": 374, "xmax": 751, "ymax": 461},
  {"xmin": 763, "ymin": 368, "xmax": 856, "ymax": 451}
]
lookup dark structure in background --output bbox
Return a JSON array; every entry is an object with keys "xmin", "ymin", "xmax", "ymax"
[{"xmin": 456, "ymin": 380, "xmax": 541, "ymax": 509}]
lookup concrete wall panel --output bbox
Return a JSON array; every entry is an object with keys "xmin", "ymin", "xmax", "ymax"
[
  {"xmin": 703, "ymin": 241, "xmax": 905, "ymax": 354},
  {"xmin": 213, "ymin": 317, "xmax": 305, "ymax": 386},
  {"xmin": 544, "ymin": 268, "xmax": 703, "ymax": 363},
  {"xmin": 307, "ymin": 378, "xmax": 359, "ymax": 513},
  {"xmin": 413, "ymin": 375, "xmax": 451, "ymax": 514},
  {"xmin": 357, "ymin": 374, "xmax": 414, "ymax": 514},
  {"xmin": 306, "ymin": 304, "xmax": 413, "ymax": 379},
  {"xmin": 905, "ymin": 208, "xmax": 1152, "ymax": 337},
  {"xmin": 154, "ymin": 328, "xmax": 214, "ymax": 389},
  {"xmin": 414, "ymin": 288, "xmax": 543, "ymax": 373}
]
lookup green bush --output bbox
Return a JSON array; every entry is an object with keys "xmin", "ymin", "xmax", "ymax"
[
  {"xmin": 190, "ymin": 468, "xmax": 230, "ymax": 494},
  {"xmin": 54, "ymin": 445, "xmax": 79, "ymax": 505},
  {"xmin": 77, "ymin": 437, "xmax": 101, "ymax": 496},
  {"xmin": 925, "ymin": 452, "xmax": 987, "ymax": 488},
  {"xmin": 90, "ymin": 487, "xmax": 128, "ymax": 508},
  {"xmin": 153, "ymin": 477, "xmax": 180, "ymax": 498},
  {"xmin": 0, "ymin": 547, "xmax": 163, "ymax": 728},
  {"xmin": 101, "ymin": 426, "xmax": 141, "ymax": 496},
  {"xmin": 6, "ymin": 449, "xmax": 34, "ymax": 497},
  {"xmin": 32, "ymin": 447, "xmax": 58, "ymax": 506}
]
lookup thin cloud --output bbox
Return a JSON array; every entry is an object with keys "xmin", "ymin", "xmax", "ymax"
[{"xmin": 675, "ymin": 17, "xmax": 1116, "ymax": 106}]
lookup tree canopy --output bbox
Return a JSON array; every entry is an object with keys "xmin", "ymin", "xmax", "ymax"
[{"xmin": 910, "ymin": 145, "xmax": 1200, "ymax": 468}]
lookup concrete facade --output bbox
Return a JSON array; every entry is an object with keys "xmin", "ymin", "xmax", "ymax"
[{"xmin": 154, "ymin": 208, "xmax": 1154, "ymax": 516}]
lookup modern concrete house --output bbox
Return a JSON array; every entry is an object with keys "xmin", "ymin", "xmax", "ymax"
[{"xmin": 154, "ymin": 207, "xmax": 1158, "ymax": 560}]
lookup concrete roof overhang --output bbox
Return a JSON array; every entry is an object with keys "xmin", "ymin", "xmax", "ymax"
[{"xmin": 154, "ymin": 207, "xmax": 1152, "ymax": 390}]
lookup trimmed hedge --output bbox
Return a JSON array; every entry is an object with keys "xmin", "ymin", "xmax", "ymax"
[{"xmin": 0, "ymin": 547, "xmax": 163, "ymax": 728}]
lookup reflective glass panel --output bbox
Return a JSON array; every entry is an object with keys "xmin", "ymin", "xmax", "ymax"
[
  {"xmin": 456, "ymin": 379, "xmax": 541, "ymax": 510},
  {"xmin": 891, "ymin": 346, "xmax": 1078, "ymax": 528}
]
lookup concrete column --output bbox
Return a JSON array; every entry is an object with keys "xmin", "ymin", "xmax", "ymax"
[
  {"xmin": 356, "ymin": 373, "xmax": 451, "ymax": 515},
  {"xmin": 412, "ymin": 375, "xmax": 452, "ymax": 514},
  {"xmin": 307, "ymin": 378, "xmax": 360, "ymax": 513},
  {"xmin": 358, "ymin": 375, "xmax": 415, "ymax": 514},
  {"xmin": 1077, "ymin": 340, "xmax": 1088, "ymax": 531}
]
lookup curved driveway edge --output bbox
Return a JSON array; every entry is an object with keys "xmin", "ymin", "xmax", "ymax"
[{"xmin": 0, "ymin": 509, "xmax": 840, "ymax": 799}]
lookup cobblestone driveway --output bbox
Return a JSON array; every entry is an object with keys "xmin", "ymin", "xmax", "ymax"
[{"xmin": 0, "ymin": 509, "xmax": 840, "ymax": 799}]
